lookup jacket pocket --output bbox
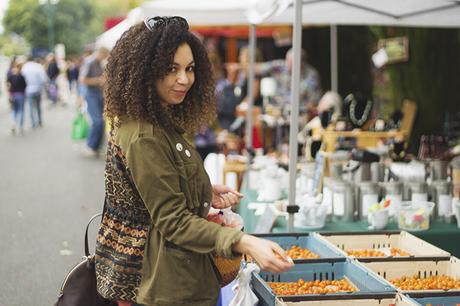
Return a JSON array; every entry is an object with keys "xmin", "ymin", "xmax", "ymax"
[
  {"xmin": 176, "ymin": 160, "xmax": 200, "ymax": 211},
  {"xmin": 153, "ymin": 242, "xmax": 220, "ymax": 302}
]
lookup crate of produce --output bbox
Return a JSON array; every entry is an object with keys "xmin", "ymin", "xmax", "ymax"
[
  {"xmin": 406, "ymin": 292, "xmax": 460, "ymax": 305},
  {"xmin": 316, "ymin": 231, "xmax": 450, "ymax": 262},
  {"xmin": 252, "ymin": 259, "xmax": 395, "ymax": 306},
  {"xmin": 277, "ymin": 293, "xmax": 417, "ymax": 306},
  {"xmin": 362, "ymin": 257, "xmax": 460, "ymax": 294},
  {"xmin": 254, "ymin": 233, "xmax": 346, "ymax": 263}
]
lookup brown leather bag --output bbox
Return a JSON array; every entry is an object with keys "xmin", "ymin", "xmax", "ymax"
[{"xmin": 54, "ymin": 213, "xmax": 114, "ymax": 306}]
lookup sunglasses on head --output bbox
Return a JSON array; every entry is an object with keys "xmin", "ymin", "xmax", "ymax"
[{"xmin": 144, "ymin": 16, "xmax": 189, "ymax": 32}]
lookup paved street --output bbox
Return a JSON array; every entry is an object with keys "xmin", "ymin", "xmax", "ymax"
[{"xmin": 0, "ymin": 74, "xmax": 105, "ymax": 305}]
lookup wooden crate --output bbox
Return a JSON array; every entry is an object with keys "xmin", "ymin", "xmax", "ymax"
[
  {"xmin": 315, "ymin": 231, "xmax": 450, "ymax": 261},
  {"xmin": 362, "ymin": 257, "xmax": 460, "ymax": 294}
]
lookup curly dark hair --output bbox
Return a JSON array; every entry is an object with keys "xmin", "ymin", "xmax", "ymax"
[{"xmin": 104, "ymin": 18, "xmax": 216, "ymax": 133}]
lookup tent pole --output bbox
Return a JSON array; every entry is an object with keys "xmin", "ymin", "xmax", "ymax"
[
  {"xmin": 330, "ymin": 24, "xmax": 338, "ymax": 92},
  {"xmin": 287, "ymin": 0, "xmax": 303, "ymax": 232},
  {"xmin": 245, "ymin": 24, "xmax": 256, "ymax": 158}
]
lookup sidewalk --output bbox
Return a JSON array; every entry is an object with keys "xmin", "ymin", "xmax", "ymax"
[{"xmin": 0, "ymin": 79, "xmax": 105, "ymax": 306}]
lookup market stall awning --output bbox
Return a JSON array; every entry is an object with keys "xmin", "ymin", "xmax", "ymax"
[
  {"xmin": 96, "ymin": 7, "xmax": 146, "ymax": 49},
  {"xmin": 96, "ymin": 0, "xmax": 288, "ymax": 49},
  {"xmin": 140, "ymin": 0, "xmax": 288, "ymax": 26},
  {"xmin": 265, "ymin": 0, "xmax": 460, "ymax": 28},
  {"xmin": 188, "ymin": 25, "xmax": 291, "ymax": 38}
]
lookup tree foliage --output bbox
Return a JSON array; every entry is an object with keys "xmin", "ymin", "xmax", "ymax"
[
  {"xmin": 0, "ymin": 34, "xmax": 30, "ymax": 57},
  {"xmin": 3, "ymin": 0, "xmax": 146, "ymax": 56},
  {"xmin": 3, "ymin": 0, "xmax": 99, "ymax": 55}
]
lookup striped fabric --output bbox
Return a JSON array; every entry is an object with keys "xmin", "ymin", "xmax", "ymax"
[{"xmin": 95, "ymin": 139, "xmax": 151, "ymax": 303}]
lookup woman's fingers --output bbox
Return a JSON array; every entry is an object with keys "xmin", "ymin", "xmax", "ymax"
[
  {"xmin": 226, "ymin": 192, "xmax": 239, "ymax": 205},
  {"xmin": 267, "ymin": 244, "xmax": 294, "ymax": 272},
  {"xmin": 222, "ymin": 194, "xmax": 232, "ymax": 207},
  {"xmin": 230, "ymin": 190, "xmax": 244, "ymax": 198},
  {"xmin": 247, "ymin": 237, "xmax": 294, "ymax": 274},
  {"xmin": 272, "ymin": 243, "xmax": 290, "ymax": 262},
  {"xmin": 212, "ymin": 185, "xmax": 244, "ymax": 209},
  {"xmin": 258, "ymin": 256, "xmax": 293, "ymax": 273},
  {"xmin": 215, "ymin": 193, "xmax": 239, "ymax": 208},
  {"xmin": 212, "ymin": 184, "xmax": 244, "ymax": 198},
  {"xmin": 213, "ymin": 194, "xmax": 231, "ymax": 208}
]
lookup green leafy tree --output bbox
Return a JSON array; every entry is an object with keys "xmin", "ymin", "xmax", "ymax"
[
  {"xmin": 0, "ymin": 34, "xmax": 30, "ymax": 57},
  {"xmin": 3, "ymin": 0, "xmax": 40, "ymax": 46},
  {"xmin": 4, "ymin": 0, "xmax": 95, "ymax": 55},
  {"xmin": 3, "ymin": 0, "xmax": 147, "ymax": 56}
]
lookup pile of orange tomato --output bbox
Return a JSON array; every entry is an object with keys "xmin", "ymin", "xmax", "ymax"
[
  {"xmin": 268, "ymin": 278, "xmax": 357, "ymax": 295},
  {"xmin": 346, "ymin": 247, "xmax": 410, "ymax": 257},
  {"xmin": 390, "ymin": 275, "xmax": 460, "ymax": 290},
  {"xmin": 285, "ymin": 245, "xmax": 320, "ymax": 259},
  {"xmin": 389, "ymin": 247, "xmax": 411, "ymax": 256},
  {"xmin": 248, "ymin": 245, "xmax": 320, "ymax": 262},
  {"xmin": 424, "ymin": 304, "xmax": 460, "ymax": 306}
]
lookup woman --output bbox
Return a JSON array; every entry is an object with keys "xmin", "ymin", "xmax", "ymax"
[
  {"xmin": 6, "ymin": 62, "xmax": 27, "ymax": 135},
  {"xmin": 95, "ymin": 16, "xmax": 292, "ymax": 306}
]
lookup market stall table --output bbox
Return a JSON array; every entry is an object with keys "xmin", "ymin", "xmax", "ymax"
[{"xmin": 238, "ymin": 188, "xmax": 460, "ymax": 257}]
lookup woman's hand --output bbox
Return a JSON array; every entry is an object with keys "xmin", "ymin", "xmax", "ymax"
[
  {"xmin": 211, "ymin": 184, "xmax": 243, "ymax": 209},
  {"xmin": 233, "ymin": 234, "xmax": 293, "ymax": 273}
]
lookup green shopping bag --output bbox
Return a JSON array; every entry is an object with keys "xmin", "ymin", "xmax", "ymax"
[{"xmin": 72, "ymin": 112, "xmax": 89, "ymax": 141}]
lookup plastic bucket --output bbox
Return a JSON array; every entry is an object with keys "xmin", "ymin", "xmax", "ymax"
[{"xmin": 398, "ymin": 201, "xmax": 434, "ymax": 231}]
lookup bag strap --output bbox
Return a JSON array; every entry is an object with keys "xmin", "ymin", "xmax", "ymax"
[
  {"xmin": 84, "ymin": 212, "xmax": 102, "ymax": 257},
  {"xmin": 84, "ymin": 199, "xmax": 107, "ymax": 257}
]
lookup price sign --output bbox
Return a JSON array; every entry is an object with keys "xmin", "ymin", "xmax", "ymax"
[{"xmin": 377, "ymin": 37, "xmax": 409, "ymax": 64}]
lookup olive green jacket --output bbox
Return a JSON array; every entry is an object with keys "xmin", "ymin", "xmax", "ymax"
[{"xmin": 114, "ymin": 120, "xmax": 243, "ymax": 306}]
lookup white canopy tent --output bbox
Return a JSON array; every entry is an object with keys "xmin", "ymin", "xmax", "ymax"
[
  {"xmin": 268, "ymin": 0, "xmax": 460, "ymax": 28},
  {"xmin": 97, "ymin": 0, "xmax": 460, "ymax": 49},
  {"xmin": 96, "ymin": 0, "xmax": 288, "ymax": 49},
  {"xmin": 140, "ymin": 0, "xmax": 287, "ymax": 26},
  {"xmin": 96, "ymin": 7, "xmax": 147, "ymax": 50}
]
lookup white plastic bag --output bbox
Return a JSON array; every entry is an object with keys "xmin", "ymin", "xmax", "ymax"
[
  {"xmin": 207, "ymin": 207, "xmax": 244, "ymax": 230},
  {"xmin": 222, "ymin": 207, "xmax": 244, "ymax": 229},
  {"xmin": 228, "ymin": 263, "xmax": 260, "ymax": 306}
]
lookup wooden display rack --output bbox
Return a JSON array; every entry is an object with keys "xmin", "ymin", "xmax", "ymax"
[
  {"xmin": 321, "ymin": 130, "xmax": 405, "ymax": 152},
  {"xmin": 321, "ymin": 100, "xmax": 416, "ymax": 152}
]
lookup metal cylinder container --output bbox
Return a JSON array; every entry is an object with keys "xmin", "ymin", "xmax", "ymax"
[
  {"xmin": 332, "ymin": 180, "xmax": 355, "ymax": 222},
  {"xmin": 431, "ymin": 180, "xmax": 452, "ymax": 221},
  {"xmin": 371, "ymin": 162, "xmax": 385, "ymax": 183},
  {"xmin": 322, "ymin": 176, "xmax": 336, "ymax": 222},
  {"xmin": 380, "ymin": 181, "xmax": 403, "ymax": 218},
  {"xmin": 330, "ymin": 162, "xmax": 343, "ymax": 179},
  {"xmin": 357, "ymin": 182, "xmax": 379, "ymax": 220},
  {"xmin": 430, "ymin": 160, "xmax": 448, "ymax": 181},
  {"xmin": 404, "ymin": 181, "xmax": 428, "ymax": 202}
]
